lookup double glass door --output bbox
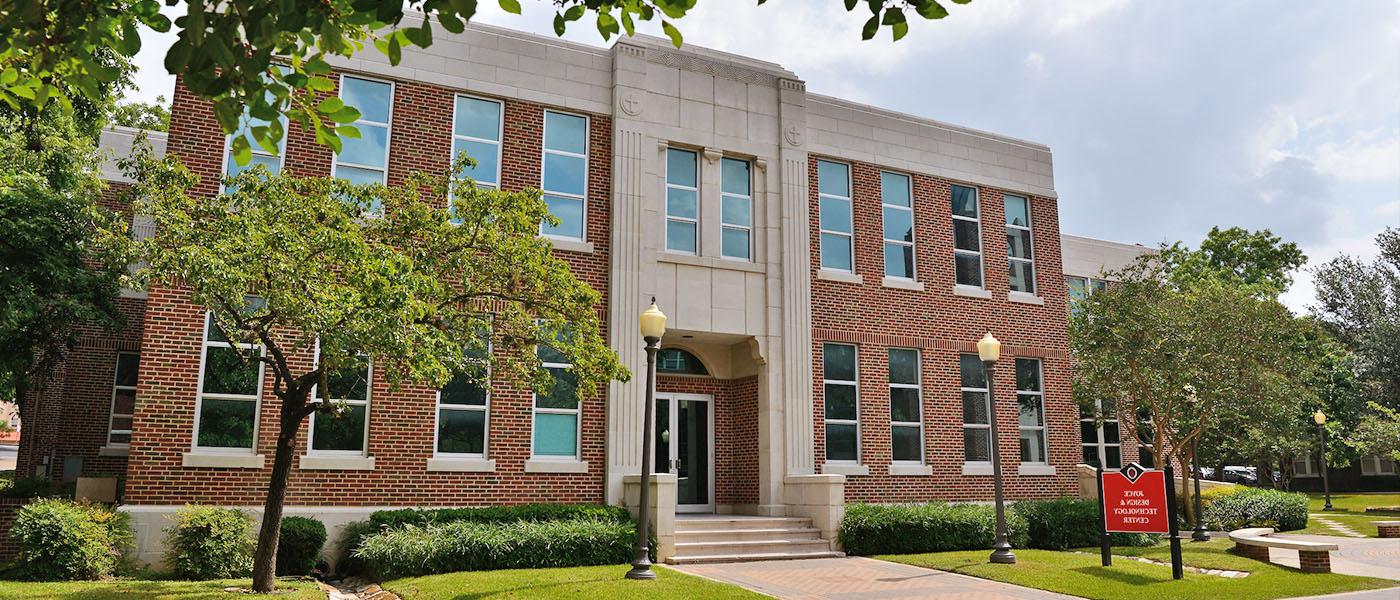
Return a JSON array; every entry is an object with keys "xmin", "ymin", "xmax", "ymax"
[{"xmin": 654, "ymin": 393, "xmax": 713, "ymax": 513}]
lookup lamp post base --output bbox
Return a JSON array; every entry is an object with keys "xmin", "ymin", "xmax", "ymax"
[
  {"xmin": 1191, "ymin": 528, "xmax": 1211, "ymax": 542},
  {"xmin": 625, "ymin": 558, "xmax": 656, "ymax": 580},
  {"xmin": 990, "ymin": 545, "xmax": 1017, "ymax": 564}
]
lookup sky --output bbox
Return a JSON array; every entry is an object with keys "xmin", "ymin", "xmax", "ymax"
[{"xmin": 128, "ymin": 0, "xmax": 1400, "ymax": 313}]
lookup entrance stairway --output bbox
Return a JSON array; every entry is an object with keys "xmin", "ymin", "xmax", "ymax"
[{"xmin": 666, "ymin": 515, "xmax": 844, "ymax": 564}]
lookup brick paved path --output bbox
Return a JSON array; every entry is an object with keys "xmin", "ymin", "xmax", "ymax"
[
  {"xmin": 672, "ymin": 556, "xmax": 1077, "ymax": 599},
  {"xmin": 1271, "ymin": 534, "xmax": 1400, "ymax": 581}
]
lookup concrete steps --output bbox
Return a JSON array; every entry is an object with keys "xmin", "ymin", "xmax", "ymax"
[{"xmin": 666, "ymin": 515, "xmax": 843, "ymax": 565}]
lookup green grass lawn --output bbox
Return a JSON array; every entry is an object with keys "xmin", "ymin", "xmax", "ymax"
[
  {"xmin": 1302, "ymin": 492, "xmax": 1400, "ymax": 538},
  {"xmin": 385, "ymin": 564, "xmax": 771, "ymax": 599},
  {"xmin": 0, "ymin": 578, "xmax": 324, "ymax": 600},
  {"xmin": 878, "ymin": 539, "xmax": 1396, "ymax": 600}
]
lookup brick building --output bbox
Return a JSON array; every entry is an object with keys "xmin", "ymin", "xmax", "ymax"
[{"xmin": 18, "ymin": 22, "xmax": 1120, "ymax": 563}]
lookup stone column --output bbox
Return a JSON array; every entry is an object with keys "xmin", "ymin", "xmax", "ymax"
[
  {"xmin": 624, "ymin": 473, "xmax": 678, "ymax": 562},
  {"xmin": 776, "ymin": 77, "xmax": 814, "ymax": 478},
  {"xmin": 783, "ymin": 474, "xmax": 846, "ymax": 545}
]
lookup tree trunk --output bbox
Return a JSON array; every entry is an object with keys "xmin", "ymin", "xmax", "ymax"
[{"xmin": 251, "ymin": 392, "xmax": 307, "ymax": 593}]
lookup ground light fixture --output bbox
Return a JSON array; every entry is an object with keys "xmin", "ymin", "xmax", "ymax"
[
  {"xmin": 626, "ymin": 299, "xmax": 667, "ymax": 580},
  {"xmin": 1314, "ymin": 409, "xmax": 1332, "ymax": 511},
  {"xmin": 977, "ymin": 332, "xmax": 1016, "ymax": 565}
]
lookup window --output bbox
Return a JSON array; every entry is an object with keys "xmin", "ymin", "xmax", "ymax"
[
  {"xmin": 823, "ymin": 343, "xmax": 859, "ymax": 463},
  {"xmin": 881, "ymin": 172, "xmax": 915, "ymax": 279},
  {"xmin": 1293, "ymin": 452, "xmax": 1318, "ymax": 477},
  {"xmin": 436, "ymin": 330, "xmax": 490, "ymax": 457},
  {"xmin": 888, "ymin": 348, "xmax": 923, "ymax": 463},
  {"xmin": 107, "ymin": 352, "xmax": 139, "ymax": 446},
  {"xmin": 451, "ymin": 95, "xmax": 503, "ymax": 189},
  {"xmin": 951, "ymin": 184, "xmax": 983, "ymax": 287},
  {"xmin": 818, "ymin": 160, "xmax": 853, "ymax": 272},
  {"xmin": 657, "ymin": 348, "xmax": 708, "ymax": 375},
  {"xmin": 1136, "ymin": 408, "xmax": 1156, "ymax": 467},
  {"xmin": 665, "ymin": 148, "xmax": 699, "ymax": 253},
  {"xmin": 1016, "ymin": 358, "xmax": 1047, "ymax": 464},
  {"xmin": 722, "ymin": 157, "xmax": 753, "ymax": 260},
  {"xmin": 224, "ymin": 73, "xmax": 286, "ymax": 186},
  {"xmin": 533, "ymin": 330, "xmax": 580, "ymax": 459},
  {"xmin": 1066, "ymin": 276, "xmax": 1109, "ymax": 317},
  {"xmin": 334, "ymin": 76, "xmax": 393, "ymax": 215},
  {"xmin": 1361, "ymin": 455, "xmax": 1397, "ymax": 476},
  {"xmin": 194, "ymin": 309, "xmax": 264, "ymax": 450},
  {"xmin": 960, "ymin": 354, "xmax": 990, "ymax": 463},
  {"xmin": 1080, "ymin": 399, "xmax": 1121, "ymax": 469},
  {"xmin": 540, "ymin": 111, "xmax": 589, "ymax": 241},
  {"xmin": 308, "ymin": 352, "xmax": 371, "ymax": 454},
  {"xmin": 1005, "ymin": 194, "xmax": 1035, "ymax": 294}
]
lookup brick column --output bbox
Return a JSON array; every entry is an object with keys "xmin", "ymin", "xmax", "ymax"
[
  {"xmin": 1298, "ymin": 550, "xmax": 1331, "ymax": 573},
  {"xmin": 1232, "ymin": 543, "xmax": 1271, "ymax": 561}
]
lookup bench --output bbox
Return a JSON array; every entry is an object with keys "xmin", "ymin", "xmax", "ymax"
[
  {"xmin": 1375, "ymin": 521, "xmax": 1400, "ymax": 538},
  {"xmin": 1228, "ymin": 527, "xmax": 1339, "ymax": 573}
]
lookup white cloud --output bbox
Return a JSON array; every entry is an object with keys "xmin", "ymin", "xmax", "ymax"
[
  {"xmin": 1049, "ymin": 0, "xmax": 1133, "ymax": 32},
  {"xmin": 1023, "ymin": 52, "xmax": 1048, "ymax": 78},
  {"xmin": 1314, "ymin": 129, "xmax": 1400, "ymax": 182}
]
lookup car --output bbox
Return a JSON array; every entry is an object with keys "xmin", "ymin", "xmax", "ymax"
[
  {"xmin": 1222, "ymin": 466, "xmax": 1257, "ymax": 484},
  {"xmin": 1197, "ymin": 466, "xmax": 1216, "ymax": 479}
]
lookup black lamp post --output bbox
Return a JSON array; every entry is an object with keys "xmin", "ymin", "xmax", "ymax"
[
  {"xmin": 626, "ymin": 299, "xmax": 667, "ymax": 580},
  {"xmin": 1191, "ymin": 438, "xmax": 1210, "ymax": 541},
  {"xmin": 978, "ymin": 332, "xmax": 1015, "ymax": 565},
  {"xmin": 1314, "ymin": 410, "xmax": 1332, "ymax": 511}
]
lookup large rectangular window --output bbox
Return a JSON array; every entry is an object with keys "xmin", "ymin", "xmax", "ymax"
[
  {"xmin": 1067, "ymin": 276, "xmax": 1108, "ymax": 317},
  {"xmin": 540, "ymin": 111, "xmax": 589, "ymax": 241},
  {"xmin": 334, "ymin": 76, "xmax": 393, "ymax": 216},
  {"xmin": 1005, "ymin": 194, "xmax": 1035, "ymax": 294},
  {"xmin": 224, "ymin": 72, "xmax": 287, "ymax": 186},
  {"xmin": 436, "ymin": 330, "xmax": 490, "ymax": 457},
  {"xmin": 107, "ymin": 352, "xmax": 139, "ymax": 446},
  {"xmin": 533, "ymin": 331, "xmax": 579, "ymax": 459},
  {"xmin": 888, "ymin": 348, "xmax": 923, "ymax": 464},
  {"xmin": 665, "ymin": 147, "xmax": 699, "ymax": 254},
  {"xmin": 309, "ymin": 352, "xmax": 371, "ymax": 455},
  {"xmin": 1293, "ymin": 452, "xmax": 1318, "ymax": 477},
  {"xmin": 1080, "ymin": 399, "xmax": 1121, "ymax": 469},
  {"xmin": 823, "ymin": 343, "xmax": 859, "ymax": 463},
  {"xmin": 951, "ymin": 184, "xmax": 983, "ymax": 287},
  {"xmin": 451, "ymin": 95, "xmax": 503, "ymax": 188},
  {"xmin": 195, "ymin": 310, "xmax": 264, "ymax": 450},
  {"xmin": 960, "ymin": 354, "xmax": 990, "ymax": 463},
  {"xmin": 1016, "ymin": 358, "xmax": 1047, "ymax": 464},
  {"xmin": 721, "ymin": 157, "xmax": 753, "ymax": 260},
  {"xmin": 882, "ymin": 172, "xmax": 915, "ymax": 279},
  {"xmin": 1361, "ymin": 455, "xmax": 1397, "ymax": 476},
  {"xmin": 818, "ymin": 160, "xmax": 853, "ymax": 272}
]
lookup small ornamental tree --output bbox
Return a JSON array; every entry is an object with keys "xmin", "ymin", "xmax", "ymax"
[{"xmin": 123, "ymin": 146, "xmax": 628, "ymax": 593}]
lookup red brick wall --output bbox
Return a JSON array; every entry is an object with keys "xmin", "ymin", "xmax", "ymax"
[
  {"xmin": 0, "ymin": 498, "xmax": 26, "ymax": 560},
  {"xmin": 121, "ymin": 73, "xmax": 613, "ymax": 506},
  {"xmin": 656, "ymin": 374, "xmax": 760, "ymax": 507},
  {"xmin": 808, "ymin": 156, "xmax": 1078, "ymax": 501}
]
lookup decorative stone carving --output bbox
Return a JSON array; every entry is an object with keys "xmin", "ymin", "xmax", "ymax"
[
  {"xmin": 619, "ymin": 92, "xmax": 642, "ymax": 117},
  {"xmin": 784, "ymin": 125, "xmax": 803, "ymax": 147}
]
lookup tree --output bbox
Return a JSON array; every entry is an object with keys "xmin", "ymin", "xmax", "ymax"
[
  {"xmin": 1350, "ymin": 402, "xmax": 1400, "ymax": 462},
  {"xmin": 111, "ymin": 96, "xmax": 170, "ymax": 131},
  {"xmin": 1, "ymin": 0, "xmax": 972, "ymax": 166},
  {"xmin": 1158, "ymin": 226, "xmax": 1306, "ymax": 298},
  {"xmin": 124, "ymin": 146, "xmax": 628, "ymax": 593},
  {"xmin": 1311, "ymin": 227, "xmax": 1400, "ymax": 408}
]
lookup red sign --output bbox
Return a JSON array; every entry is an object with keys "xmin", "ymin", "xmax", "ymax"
[{"xmin": 1101, "ymin": 464, "xmax": 1170, "ymax": 534}]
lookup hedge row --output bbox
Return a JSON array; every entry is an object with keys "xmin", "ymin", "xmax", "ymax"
[
  {"xmin": 839, "ymin": 502, "xmax": 1029, "ymax": 556},
  {"xmin": 368, "ymin": 504, "xmax": 633, "ymax": 529},
  {"xmin": 1202, "ymin": 487, "xmax": 1308, "ymax": 531},
  {"xmin": 1012, "ymin": 498, "xmax": 1158, "ymax": 549},
  {"xmin": 352, "ymin": 518, "xmax": 635, "ymax": 578}
]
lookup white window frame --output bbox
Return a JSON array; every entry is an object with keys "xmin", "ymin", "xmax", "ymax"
[
  {"xmin": 219, "ymin": 71, "xmax": 288, "ymax": 193},
  {"xmin": 1016, "ymin": 358, "xmax": 1048, "ymax": 464},
  {"xmin": 307, "ymin": 343, "xmax": 372, "ymax": 457},
  {"xmin": 818, "ymin": 160, "xmax": 854, "ymax": 273},
  {"xmin": 107, "ymin": 352, "xmax": 139, "ymax": 447},
  {"xmin": 1361, "ymin": 454, "xmax": 1397, "ymax": 476},
  {"xmin": 951, "ymin": 184, "xmax": 985, "ymax": 288},
  {"xmin": 434, "ymin": 332, "xmax": 492, "ymax": 460},
  {"xmin": 664, "ymin": 147, "xmax": 700, "ymax": 255},
  {"xmin": 1005, "ymin": 193, "xmax": 1036, "ymax": 295},
  {"xmin": 721, "ymin": 156, "xmax": 753, "ymax": 261},
  {"xmin": 961, "ymin": 354, "xmax": 991, "ymax": 466},
  {"xmin": 1293, "ymin": 452, "xmax": 1319, "ymax": 478},
  {"xmin": 450, "ymin": 93, "xmax": 504, "ymax": 190},
  {"xmin": 888, "ymin": 348, "xmax": 924, "ymax": 465},
  {"xmin": 531, "ymin": 343, "xmax": 582, "ymax": 461},
  {"xmin": 881, "ymin": 171, "xmax": 916, "ymax": 280},
  {"xmin": 192, "ymin": 311, "xmax": 265, "ymax": 454},
  {"xmin": 332, "ymin": 75, "xmax": 394, "ymax": 215},
  {"xmin": 822, "ymin": 343, "xmax": 860, "ymax": 464},
  {"xmin": 539, "ymin": 109, "xmax": 590, "ymax": 242},
  {"xmin": 1080, "ymin": 399, "xmax": 1122, "ymax": 469}
]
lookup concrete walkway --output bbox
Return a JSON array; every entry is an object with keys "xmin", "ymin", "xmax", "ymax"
[
  {"xmin": 1270, "ymin": 533, "xmax": 1400, "ymax": 581},
  {"xmin": 672, "ymin": 556, "xmax": 1076, "ymax": 600}
]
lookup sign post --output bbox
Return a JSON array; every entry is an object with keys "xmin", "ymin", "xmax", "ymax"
[
  {"xmin": 1095, "ymin": 466, "xmax": 1111, "ymax": 566},
  {"xmin": 1163, "ymin": 463, "xmax": 1184, "ymax": 579},
  {"xmin": 1098, "ymin": 462, "xmax": 1182, "ymax": 580}
]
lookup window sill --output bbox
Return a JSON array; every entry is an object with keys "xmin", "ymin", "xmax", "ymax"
[
  {"xmin": 525, "ymin": 458, "xmax": 590, "ymax": 473},
  {"xmin": 427, "ymin": 457, "xmax": 497, "ymax": 473},
  {"xmin": 545, "ymin": 237, "xmax": 595, "ymax": 254},
  {"xmin": 1008, "ymin": 291, "xmax": 1045, "ymax": 305},
  {"xmin": 299, "ymin": 454, "xmax": 375, "ymax": 471},
  {"xmin": 182, "ymin": 451, "xmax": 265, "ymax": 469},
  {"xmin": 962, "ymin": 463, "xmax": 994, "ymax": 476},
  {"xmin": 1018, "ymin": 464, "xmax": 1057, "ymax": 476},
  {"xmin": 822, "ymin": 463, "xmax": 869, "ymax": 476},
  {"xmin": 817, "ymin": 269, "xmax": 863, "ymax": 285},
  {"xmin": 657, "ymin": 252, "xmax": 766, "ymax": 274},
  {"xmin": 888, "ymin": 463, "xmax": 932, "ymax": 476},
  {"xmin": 952, "ymin": 285, "xmax": 992, "ymax": 299},
  {"xmin": 98, "ymin": 445, "xmax": 130, "ymax": 458},
  {"xmin": 1293, "ymin": 473, "xmax": 1320, "ymax": 478},
  {"xmin": 881, "ymin": 277, "xmax": 925, "ymax": 292}
]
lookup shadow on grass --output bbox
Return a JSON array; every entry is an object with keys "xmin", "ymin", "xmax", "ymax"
[
  {"xmin": 1069, "ymin": 565, "xmax": 1171, "ymax": 586},
  {"xmin": 399, "ymin": 575, "xmax": 622, "ymax": 600}
]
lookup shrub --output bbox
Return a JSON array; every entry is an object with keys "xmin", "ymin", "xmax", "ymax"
[
  {"xmin": 334, "ymin": 520, "xmax": 382, "ymax": 576},
  {"xmin": 838, "ymin": 502, "xmax": 1029, "ymax": 556},
  {"xmin": 353, "ymin": 518, "xmax": 635, "ymax": 578},
  {"xmin": 368, "ymin": 503, "xmax": 633, "ymax": 530},
  {"xmin": 0, "ymin": 476, "xmax": 66, "ymax": 499},
  {"xmin": 276, "ymin": 516, "xmax": 327, "ymax": 576},
  {"xmin": 1012, "ymin": 498, "xmax": 1158, "ymax": 550},
  {"xmin": 164, "ymin": 505, "xmax": 255, "ymax": 580},
  {"xmin": 9, "ymin": 498, "xmax": 131, "ymax": 580},
  {"xmin": 1203, "ymin": 487, "xmax": 1308, "ymax": 532}
]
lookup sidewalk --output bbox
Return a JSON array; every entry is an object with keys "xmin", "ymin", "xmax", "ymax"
[
  {"xmin": 672, "ymin": 556, "xmax": 1076, "ymax": 600},
  {"xmin": 1271, "ymin": 533, "xmax": 1400, "ymax": 581}
]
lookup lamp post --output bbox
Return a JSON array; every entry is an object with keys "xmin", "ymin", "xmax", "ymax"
[
  {"xmin": 1191, "ymin": 438, "xmax": 1210, "ymax": 541},
  {"xmin": 1314, "ymin": 410, "xmax": 1332, "ymax": 511},
  {"xmin": 626, "ymin": 299, "xmax": 667, "ymax": 580},
  {"xmin": 979, "ymin": 332, "xmax": 1016, "ymax": 565}
]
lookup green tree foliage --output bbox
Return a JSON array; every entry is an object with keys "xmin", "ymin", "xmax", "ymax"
[
  {"xmin": 1157, "ymin": 226, "xmax": 1306, "ymax": 297},
  {"xmin": 1, "ymin": 0, "xmax": 971, "ymax": 168},
  {"xmin": 124, "ymin": 147, "xmax": 628, "ymax": 592},
  {"xmin": 1349, "ymin": 402, "xmax": 1400, "ymax": 462},
  {"xmin": 1311, "ymin": 227, "xmax": 1400, "ymax": 408},
  {"xmin": 111, "ymin": 95, "xmax": 170, "ymax": 131}
]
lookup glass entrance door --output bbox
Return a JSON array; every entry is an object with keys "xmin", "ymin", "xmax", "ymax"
[{"xmin": 654, "ymin": 393, "xmax": 713, "ymax": 513}]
